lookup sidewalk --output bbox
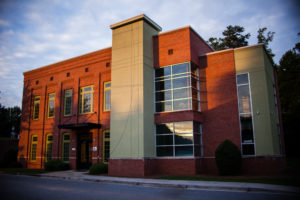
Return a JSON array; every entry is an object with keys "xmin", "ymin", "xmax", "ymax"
[{"xmin": 38, "ymin": 170, "xmax": 300, "ymax": 195}]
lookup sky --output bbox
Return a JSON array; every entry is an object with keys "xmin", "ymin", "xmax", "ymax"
[{"xmin": 0, "ymin": 0, "xmax": 299, "ymax": 108}]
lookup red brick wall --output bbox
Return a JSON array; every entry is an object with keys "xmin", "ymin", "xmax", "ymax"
[
  {"xmin": 18, "ymin": 48, "xmax": 112, "ymax": 169},
  {"xmin": 199, "ymin": 50, "xmax": 241, "ymax": 157},
  {"xmin": 154, "ymin": 27, "xmax": 191, "ymax": 68},
  {"xmin": 109, "ymin": 159, "xmax": 146, "ymax": 177}
]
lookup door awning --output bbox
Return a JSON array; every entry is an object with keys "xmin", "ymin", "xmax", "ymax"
[{"xmin": 58, "ymin": 123, "xmax": 101, "ymax": 129}]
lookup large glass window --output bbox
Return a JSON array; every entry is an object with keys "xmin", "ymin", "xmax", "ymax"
[
  {"xmin": 79, "ymin": 85, "xmax": 94, "ymax": 114},
  {"xmin": 64, "ymin": 89, "xmax": 72, "ymax": 116},
  {"xmin": 155, "ymin": 62, "xmax": 201, "ymax": 112},
  {"xmin": 237, "ymin": 73, "xmax": 255, "ymax": 156},
  {"xmin": 156, "ymin": 121, "xmax": 202, "ymax": 157},
  {"xmin": 47, "ymin": 93, "xmax": 55, "ymax": 118},
  {"xmin": 33, "ymin": 96, "xmax": 40, "ymax": 120},
  {"xmin": 45, "ymin": 133, "xmax": 53, "ymax": 162},
  {"xmin": 30, "ymin": 135, "xmax": 38, "ymax": 161},
  {"xmin": 62, "ymin": 133, "xmax": 70, "ymax": 162},
  {"xmin": 103, "ymin": 82, "xmax": 111, "ymax": 111},
  {"xmin": 103, "ymin": 130, "xmax": 110, "ymax": 163}
]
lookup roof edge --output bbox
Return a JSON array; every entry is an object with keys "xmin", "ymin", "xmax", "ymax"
[{"xmin": 110, "ymin": 14, "xmax": 162, "ymax": 31}]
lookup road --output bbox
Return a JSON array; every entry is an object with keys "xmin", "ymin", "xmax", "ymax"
[{"xmin": 0, "ymin": 174, "xmax": 298, "ymax": 200}]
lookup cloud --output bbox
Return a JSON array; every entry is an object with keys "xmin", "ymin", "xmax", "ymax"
[{"xmin": 0, "ymin": 19, "xmax": 10, "ymax": 27}]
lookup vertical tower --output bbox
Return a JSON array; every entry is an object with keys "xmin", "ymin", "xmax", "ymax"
[{"xmin": 109, "ymin": 15, "xmax": 161, "ymax": 177}]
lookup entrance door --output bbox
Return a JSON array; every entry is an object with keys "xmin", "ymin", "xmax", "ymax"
[{"xmin": 77, "ymin": 133, "xmax": 92, "ymax": 169}]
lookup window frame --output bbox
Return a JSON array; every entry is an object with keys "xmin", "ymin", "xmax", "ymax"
[
  {"xmin": 47, "ymin": 93, "xmax": 55, "ymax": 118},
  {"xmin": 33, "ymin": 96, "xmax": 40, "ymax": 120},
  {"xmin": 103, "ymin": 82, "xmax": 111, "ymax": 112},
  {"xmin": 155, "ymin": 121, "xmax": 202, "ymax": 158},
  {"xmin": 154, "ymin": 62, "xmax": 200, "ymax": 113},
  {"xmin": 64, "ymin": 89, "xmax": 72, "ymax": 116},
  {"xmin": 62, "ymin": 133, "xmax": 70, "ymax": 162},
  {"xmin": 102, "ymin": 130, "xmax": 110, "ymax": 163},
  {"xmin": 30, "ymin": 135, "xmax": 38, "ymax": 162},
  {"xmin": 45, "ymin": 133, "xmax": 53, "ymax": 162},
  {"xmin": 79, "ymin": 85, "xmax": 94, "ymax": 114},
  {"xmin": 236, "ymin": 72, "xmax": 256, "ymax": 156}
]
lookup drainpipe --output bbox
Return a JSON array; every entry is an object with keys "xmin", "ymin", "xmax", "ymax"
[
  {"xmin": 26, "ymin": 87, "xmax": 33, "ymax": 168},
  {"xmin": 41, "ymin": 85, "xmax": 47, "ymax": 168}
]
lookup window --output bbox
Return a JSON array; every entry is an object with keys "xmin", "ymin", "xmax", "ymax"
[
  {"xmin": 156, "ymin": 121, "xmax": 202, "ymax": 157},
  {"xmin": 103, "ymin": 130, "xmax": 110, "ymax": 163},
  {"xmin": 168, "ymin": 49, "xmax": 173, "ymax": 55},
  {"xmin": 237, "ymin": 73, "xmax": 255, "ymax": 156},
  {"xmin": 155, "ymin": 62, "xmax": 200, "ymax": 112},
  {"xmin": 50, "ymin": 76, "xmax": 53, "ymax": 81},
  {"xmin": 79, "ymin": 85, "xmax": 94, "ymax": 114},
  {"xmin": 62, "ymin": 133, "xmax": 70, "ymax": 162},
  {"xmin": 30, "ymin": 135, "xmax": 38, "ymax": 161},
  {"xmin": 47, "ymin": 93, "xmax": 55, "ymax": 118},
  {"xmin": 33, "ymin": 96, "xmax": 40, "ymax": 120},
  {"xmin": 45, "ymin": 134, "xmax": 53, "ymax": 162},
  {"xmin": 64, "ymin": 89, "xmax": 72, "ymax": 116},
  {"xmin": 103, "ymin": 82, "xmax": 111, "ymax": 111}
]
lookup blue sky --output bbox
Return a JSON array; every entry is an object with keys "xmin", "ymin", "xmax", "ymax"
[{"xmin": 0, "ymin": 0, "xmax": 299, "ymax": 107}]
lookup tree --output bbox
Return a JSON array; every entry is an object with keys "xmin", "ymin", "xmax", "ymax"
[
  {"xmin": 207, "ymin": 25, "xmax": 250, "ymax": 50},
  {"xmin": 0, "ymin": 104, "xmax": 21, "ymax": 138},
  {"xmin": 257, "ymin": 27, "xmax": 275, "ymax": 58},
  {"xmin": 277, "ymin": 35, "xmax": 300, "ymax": 157}
]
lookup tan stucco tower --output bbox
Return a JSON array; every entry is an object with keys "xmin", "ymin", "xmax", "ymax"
[{"xmin": 109, "ymin": 15, "xmax": 161, "ymax": 176}]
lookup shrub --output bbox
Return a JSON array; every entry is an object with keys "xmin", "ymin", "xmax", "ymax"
[
  {"xmin": 44, "ymin": 159, "xmax": 69, "ymax": 171},
  {"xmin": 1, "ymin": 149, "xmax": 21, "ymax": 168},
  {"xmin": 215, "ymin": 139, "xmax": 242, "ymax": 175},
  {"xmin": 89, "ymin": 163, "xmax": 108, "ymax": 175}
]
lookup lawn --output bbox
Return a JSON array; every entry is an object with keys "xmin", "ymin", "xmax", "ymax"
[{"xmin": 0, "ymin": 168, "xmax": 45, "ymax": 175}]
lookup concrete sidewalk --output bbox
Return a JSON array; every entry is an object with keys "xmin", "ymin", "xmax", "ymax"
[{"xmin": 38, "ymin": 170, "xmax": 300, "ymax": 195}]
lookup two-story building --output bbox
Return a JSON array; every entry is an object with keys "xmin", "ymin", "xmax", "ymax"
[{"xmin": 18, "ymin": 14, "xmax": 285, "ymax": 177}]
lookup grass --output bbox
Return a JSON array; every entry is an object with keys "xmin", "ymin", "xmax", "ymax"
[
  {"xmin": 0, "ymin": 168, "xmax": 45, "ymax": 175},
  {"xmin": 158, "ymin": 175, "xmax": 300, "ymax": 187}
]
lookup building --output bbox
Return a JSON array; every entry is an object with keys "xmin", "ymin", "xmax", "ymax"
[{"xmin": 18, "ymin": 14, "xmax": 285, "ymax": 177}]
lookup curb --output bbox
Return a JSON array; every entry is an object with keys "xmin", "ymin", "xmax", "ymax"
[{"xmin": 38, "ymin": 174, "xmax": 300, "ymax": 195}]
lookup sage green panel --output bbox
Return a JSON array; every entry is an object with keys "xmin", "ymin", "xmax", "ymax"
[
  {"xmin": 110, "ymin": 18, "xmax": 159, "ymax": 159},
  {"xmin": 143, "ymin": 22, "xmax": 158, "ymax": 157},
  {"xmin": 234, "ymin": 45, "xmax": 278, "ymax": 155}
]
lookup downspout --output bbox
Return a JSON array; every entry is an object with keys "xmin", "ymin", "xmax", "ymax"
[
  {"xmin": 26, "ymin": 87, "xmax": 33, "ymax": 167},
  {"xmin": 97, "ymin": 73, "xmax": 101, "ymax": 163},
  {"xmin": 57, "ymin": 82, "xmax": 63, "ymax": 159},
  {"xmin": 41, "ymin": 85, "xmax": 47, "ymax": 168}
]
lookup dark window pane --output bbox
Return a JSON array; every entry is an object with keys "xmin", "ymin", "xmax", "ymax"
[
  {"xmin": 193, "ymin": 122, "xmax": 201, "ymax": 133},
  {"xmin": 194, "ymin": 145, "xmax": 201, "ymax": 157},
  {"xmin": 193, "ymin": 134, "xmax": 200, "ymax": 145},
  {"xmin": 191, "ymin": 63, "xmax": 198, "ymax": 76},
  {"xmin": 156, "ymin": 123, "xmax": 173, "ymax": 134},
  {"xmin": 240, "ymin": 114, "xmax": 254, "ymax": 143},
  {"xmin": 192, "ymin": 99, "xmax": 200, "ymax": 111},
  {"xmin": 173, "ymin": 88, "xmax": 190, "ymax": 99},
  {"xmin": 155, "ymin": 66, "xmax": 171, "ymax": 78},
  {"xmin": 238, "ymin": 85, "xmax": 251, "ymax": 113},
  {"xmin": 175, "ymin": 146, "xmax": 193, "ymax": 156},
  {"xmin": 174, "ymin": 121, "xmax": 193, "ymax": 133},
  {"xmin": 156, "ymin": 90, "xmax": 172, "ymax": 101},
  {"xmin": 155, "ymin": 80, "xmax": 171, "ymax": 91},
  {"xmin": 173, "ymin": 99, "xmax": 190, "ymax": 110},
  {"xmin": 173, "ymin": 77, "xmax": 190, "ymax": 89},
  {"xmin": 172, "ymin": 63, "xmax": 190, "ymax": 74},
  {"xmin": 156, "ymin": 101, "xmax": 172, "ymax": 112},
  {"xmin": 157, "ymin": 147, "xmax": 173, "ymax": 157},
  {"xmin": 175, "ymin": 133, "xmax": 193, "ymax": 144},
  {"xmin": 237, "ymin": 74, "xmax": 249, "ymax": 85},
  {"xmin": 157, "ymin": 135, "xmax": 173, "ymax": 145},
  {"xmin": 242, "ymin": 144, "xmax": 255, "ymax": 155}
]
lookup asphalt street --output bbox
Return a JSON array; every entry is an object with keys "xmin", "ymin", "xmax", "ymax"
[{"xmin": 0, "ymin": 174, "xmax": 298, "ymax": 200}]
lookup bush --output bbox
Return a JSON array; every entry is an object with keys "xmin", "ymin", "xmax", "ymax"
[
  {"xmin": 44, "ymin": 159, "xmax": 69, "ymax": 171},
  {"xmin": 89, "ymin": 163, "xmax": 108, "ymax": 175},
  {"xmin": 0, "ymin": 149, "xmax": 21, "ymax": 168},
  {"xmin": 215, "ymin": 139, "xmax": 242, "ymax": 175}
]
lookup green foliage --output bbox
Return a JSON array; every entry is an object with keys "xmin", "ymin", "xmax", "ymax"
[
  {"xmin": 215, "ymin": 140, "xmax": 242, "ymax": 175},
  {"xmin": 44, "ymin": 159, "xmax": 69, "ymax": 171},
  {"xmin": 277, "ymin": 36, "xmax": 300, "ymax": 157},
  {"xmin": 0, "ymin": 105, "xmax": 21, "ymax": 138},
  {"xmin": 89, "ymin": 163, "xmax": 108, "ymax": 175},
  {"xmin": 207, "ymin": 25, "xmax": 250, "ymax": 50},
  {"xmin": 0, "ymin": 149, "xmax": 21, "ymax": 168},
  {"xmin": 257, "ymin": 27, "xmax": 275, "ymax": 59}
]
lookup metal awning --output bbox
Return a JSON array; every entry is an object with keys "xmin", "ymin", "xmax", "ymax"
[{"xmin": 58, "ymin": 123, "xmax": 101, "ymax": 129}]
